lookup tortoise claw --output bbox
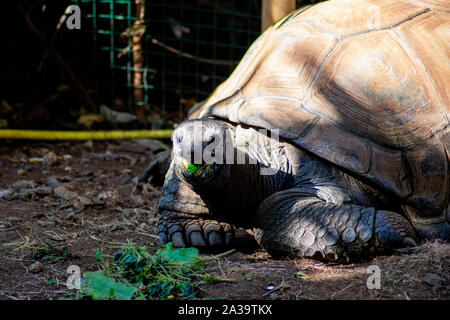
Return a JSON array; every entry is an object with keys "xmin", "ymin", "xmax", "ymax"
[
  {"xmin": 189, "ymin": 231, "xmax": 208, "ymax": 247},
  {"xmin": 158, "ymin": 216, "xmax": 235, "ymax": 250},
  {"xmin": 208, "ymin": 231, "xmax": 223, "ymax": 246},
  {"xmin": 171, "ymin": 232, "xmax": 186, "ymax": 247},
  {"xmin": 159, "ymin": 232, "xmax": 168, "ymax": 245}
]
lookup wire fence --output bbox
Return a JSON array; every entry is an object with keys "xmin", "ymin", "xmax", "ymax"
[{"xmin": 3, "ymin": 0, "xmax": 320, "ymax": 129}]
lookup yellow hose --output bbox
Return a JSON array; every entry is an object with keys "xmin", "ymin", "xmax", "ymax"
[{"xmin": 0, "ymin": 129, "xmax": 174, "ymax": 140}]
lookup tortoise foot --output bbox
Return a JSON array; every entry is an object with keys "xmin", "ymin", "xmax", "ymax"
[
  {"xmin": 412, "ymin": 220, "xmax": 450, "ymax": 242},
  {"xmin": 373, "ymin": 210, "xmax": 417, "ymax": 251},
  {"xmin": 158, "ymin": 216, "xmax": 234, "ymax": 249},
  {"xmin": 254, "ymin": 188, "xmax": 417, "ymax": 262}
]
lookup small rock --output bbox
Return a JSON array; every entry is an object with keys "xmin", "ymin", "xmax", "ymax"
[
  {"xmin": 120, "ymin": 173, "xmax": 132, "ymax": 184},
  {"xmin": 37, "ymin": 220, "xmax": 55, "ymax": 227},
  {"xmin": 84, "ymin": 140, "xmax": 94, "ymax": 150},
  {"xmin": 423, "ymin": 273, "xmax": 445, "ymax": 286},
  {"xmin": 82, "ymin": 170, "xmax": 93, "ymax": 177},
  {"xmin": 18, "ymin": 188, "xmax": 35, "ymax": 199},
  {"xmin": 134, "ymin": 139, "xmax": 168, "ymax": 153},
  {"xmin": 12, "ymin": 180, "xmax": 37, "ymax": 192},
  {"xmin": 0, "ymin": 221, "xmax": 12, "ymax": 230},
  {"xmin": 45, "ymin": 176, "xmax": 61, "ymax": 188},
  {"xmin": 132, "ymin": 176, "xmax": 139, "ymax": 184},
  {"xmin": 130, "ymin": 193, "xmax": 144, "ymax": 205},
  {"xmin": 29, "ymin": 261, "xmax": 44, "ymax": 273},
  {"xmin": 314, "ymin": 262, "xmax": 325, "ymax": 268},
  {"xmin": 35, "ymin": 186, "xmax": 53, "ymax": 196},
  {"xmin": 8, "ymin": 216, "xmax": 23, "ymax": 223},
  {"xmin": 0, "ymin": 189, "xmax": 13, "ymax": 200},
  {"xmin": 17, "ymin": 169, "xmax": 26, "ymax": 176},
  {"xmin": 139, "ymin": 155, "xmax": 147, "ymax": 163},
  {"xmin": 92, "ymin": 197, "xmax": 106, "ymax": 205},
  {"xmin": 42, "ymin": 151, "xmax": 62, "ymax": 166},
  {"xmin": 118, "ymin": 140, "xmax": 148, "ymax": 154},
  {"xmin": 31, "ymin": 212, "xmax": 45, "ymax": 218},
  {"xmin": 138, "ymin": 222, "xmax": 147, "ymax": 229},
  {"xmin": 64, "ymin": 183, "xmax": 77, "ymax": 191},
  {"xmin": 73, "ymin": 195, "xmax": 93, "ymax": 210},
  {"xmin": 53, "ymin": 186, "xmax": 78, "ymax": 201},
  {"xmin": 95, "ymin": 190, "xmax": 120, "ymax": 205},
  {"xmin": 59, "ymin": 175, "xmax": 72, "ymax": 182}
]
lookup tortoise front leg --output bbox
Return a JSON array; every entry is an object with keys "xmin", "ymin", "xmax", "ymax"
[
  {"xmin": 158, "ymin": 161, "xmax": 235, "ymax": 248},
  {"xmin": 253, "ymin": 188, "xmax": 416, "ymax": 262}
]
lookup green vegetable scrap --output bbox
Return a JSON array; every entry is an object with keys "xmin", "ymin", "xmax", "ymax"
[
  {"xmin": 76, "ymin": 242, "xmax": 235, "ymax": 300},
  {"xmin": 187, "ymin": 163, "xmax": 201, "ymax": 174},
  {"xmin": 83, "ymin": 272, "xmax": 136, "ymax": 300}
]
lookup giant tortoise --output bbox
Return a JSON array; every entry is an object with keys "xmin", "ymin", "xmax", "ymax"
[{"xmin": 157, "ymin": 0, "xmax": 450, "ymax": 261}]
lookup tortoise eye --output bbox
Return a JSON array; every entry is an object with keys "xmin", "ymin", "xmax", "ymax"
[
  {"xmin": 176, "ymin": 135, "xmax": 183, "ymax": 144},
  {"xmin": 209, "ymin": 136, "xmax": 216, "ymax": 144}
]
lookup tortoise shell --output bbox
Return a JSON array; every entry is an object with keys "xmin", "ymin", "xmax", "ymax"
[{"xmin": 193, "ymin": 0, "xmax": 450, "ymax": 225}]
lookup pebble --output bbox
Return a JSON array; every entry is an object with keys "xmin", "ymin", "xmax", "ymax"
[
  {"xmin": 134, "ymin": 139, "xmax": 167, "ymax": 153},
  {"xmin": 84, "ymin": 140, "xmax": 94, "ymax": 150},
  {"xmin": 118, "ymin": 140, "xmax": 148, "ymax": 154},
  {"xmin": 95, "ymin": 190, "xmax": 120, "ymax": 205},
  {"xmin": 42, "ymin": 151, "xmax": 61, "ymax": 166},
  {"xmin": 120, "ymin": 173, "xmax": 132, "ymax": 184},
  {"xmin": 0, "ymin": 189, "xmax": 13, "ymax": 200},
  {"xmin": 130, "ymin": 194, "xmax": 145, "ymax": 205},
  {"xmin": 35, "ymin": 186, "xmax": 53, "ymax": 196},
  {"xmin": 45, "ymin": 176, "xmax": 61, "ymax": 188},
  {"xmin": 59, "ymin": 175, "xmax": 72, "ymax": 182},
  {"xmin": 12, "ymin": 180, "xmax": 36, "ymax": 192},
  {"xmin": 82, "ymin": 170, "xmax": 93, "ymax": 176},
  {"xmin": 73, "ymin": 195, "xmax": 93, "ymax": 210},
  {"xmin": 53, "ymin": 186, "xmax": 78, "ymax": 201},
  {"xmin": 18, "ymin": 188, "xmax": 35, "ymax": 199},
  {"xmin": 29, "ymin": 261, "xmax": 44, "ymax": 273},
  {"xmin": 423, "ymin": 273, "xmax": 445, "ymax": 286},
  {"xmin": 64, "ymin": 183, "xmax": 77, "ymax": 191}
]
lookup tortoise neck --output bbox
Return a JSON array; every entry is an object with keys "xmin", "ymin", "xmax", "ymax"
[{"xmin": 192, "ymin": 124, "xmax": 295, "ymax": 226}]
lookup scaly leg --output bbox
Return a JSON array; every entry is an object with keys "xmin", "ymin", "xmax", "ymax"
[
  {"xmin": 158, "ymin": 161, "xmax": 235, "ymax": 248},
  {"xmin": 253, "ymin": 188, "xmax": 416, "ymax": 262}
]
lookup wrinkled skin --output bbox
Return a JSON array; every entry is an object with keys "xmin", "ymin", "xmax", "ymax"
[{"xmin": 158, "ymin": 118, "xmax": 418, "ymax": 262}]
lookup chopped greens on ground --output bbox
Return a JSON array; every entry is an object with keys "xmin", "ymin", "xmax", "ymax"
[
  {"xmin": 75, "ymin": 242, "xmax": 235, "ymax": 300},
  {"xmin": 187, "ymin": 163, "xmax": 201, "ymax": 174}
]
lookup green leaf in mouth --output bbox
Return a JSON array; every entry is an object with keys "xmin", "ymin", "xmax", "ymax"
[{"xmin": 187, "ymin": 163, "xmax": 201, "ymax": 174}]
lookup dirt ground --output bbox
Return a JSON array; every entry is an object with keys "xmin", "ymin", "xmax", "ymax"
[{"xmin": 0, "ymin": 139, "xmax": 449, "ymax": 300}]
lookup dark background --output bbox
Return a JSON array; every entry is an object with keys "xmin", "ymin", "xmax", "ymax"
[{"xmin": 1, "ymin": 0, "xmax": 320, "ymax": 130}]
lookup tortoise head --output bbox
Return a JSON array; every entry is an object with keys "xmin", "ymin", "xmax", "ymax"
[{"xmin": 172, "ymin": 118, "xmax": 232, "ymax": 186}]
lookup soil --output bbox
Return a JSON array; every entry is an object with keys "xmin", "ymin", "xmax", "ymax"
[{"xmin": 0, "ymin": 140, "xmax": 448, "ymax": 300}]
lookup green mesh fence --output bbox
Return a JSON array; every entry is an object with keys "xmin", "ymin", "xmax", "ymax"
[
  {"xmin": 4, "ymin": 1, "xmax": 320, "ymax": 129},
  {"xmin": 64, "ymin": 0, "xmax": 265, "ymax": 126}
]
